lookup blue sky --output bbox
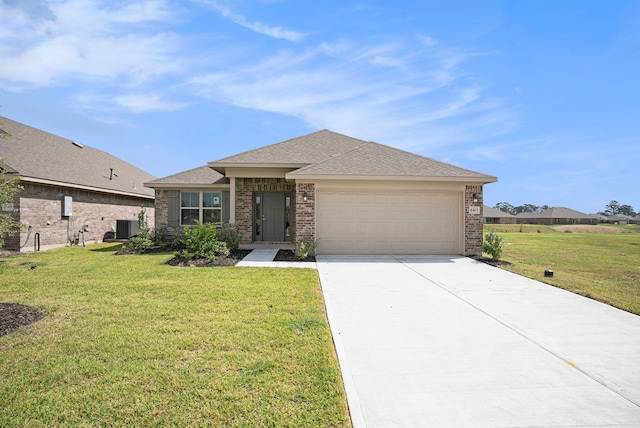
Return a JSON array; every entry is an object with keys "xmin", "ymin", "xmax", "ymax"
[{"xmin": 1, "ymin": 0, "xmax": 638, "ymax": 214}]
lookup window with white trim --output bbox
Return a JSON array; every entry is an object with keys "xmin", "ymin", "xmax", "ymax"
[{"xmin": 181, "ymin": 191, "xmax": 222, "ymax": 225}]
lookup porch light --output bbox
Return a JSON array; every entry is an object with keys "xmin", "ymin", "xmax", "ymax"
[
  {"xmin": 472, "ymin": 193, "xmax": 480, "ymax": 203},
  {"xmin": 303, "ymin": 191, "xmax": 308, "ymax": 202}
]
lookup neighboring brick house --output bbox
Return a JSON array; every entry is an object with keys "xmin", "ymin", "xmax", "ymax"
[
  {"xmin": 516, "ymin": 207, "xmax": 598, "ymax": 225},
  {"xmin": 483, "ymin": 205, "xmax": 516, "ymax": 224},
  {"xmin": 0, "ymin": 116, "xmax": 155, "ymax": 251},
  {"xmin": 146, "ymin": 130, "xmax": 496, "ymax": 256}
]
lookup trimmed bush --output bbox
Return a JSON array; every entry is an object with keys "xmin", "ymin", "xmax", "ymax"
[
  {"xmin": 295, "ymin": 239, "xmax": 320, "ymax": 259},
  {"xmin": 483, "ymin": 231, "xmax": 504, "ymax": 260},
  {"xmin": 217, "ymin": 225, "xmax": 239, "ymax": 251},
  {"xmin": 179, "ymin": 222, "xmax": 229, "ymax": 259}
]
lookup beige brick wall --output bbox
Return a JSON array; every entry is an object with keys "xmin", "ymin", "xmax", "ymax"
[
  {"xmin": 3, "ymin": 182, "xmax": 154, "ymax": 251},
  {"xmin": 464, "ymin": 185, "xmax": 484, "ymax": 256}
]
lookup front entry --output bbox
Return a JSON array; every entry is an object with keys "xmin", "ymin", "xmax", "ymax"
[{"xmin": 253, "ymin": 192, "xmax": 292, "ymax": 241}]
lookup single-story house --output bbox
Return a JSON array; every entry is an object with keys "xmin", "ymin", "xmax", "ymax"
[
  {"xmin": 0, "ymin": 116, "xmax": 156, "ymax": 251},
  {"xmin": 516, "ymin": 207, "xmax": 597, "ymax": 225},
  {"xmin": 483, "ymin": 205, "xmax": 516, "ymax": 224},
  {"xmin": 146, "ymin": 130, "xmax": 497, "ymax": 255},
  {"xmin": 604, "ymin": 214, "xmax": 634, "ymax": 225}
]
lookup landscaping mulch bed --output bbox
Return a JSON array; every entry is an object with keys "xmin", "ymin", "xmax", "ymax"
[
  {"xmin": 115, "ymin": 246, "xmax": 252, "ymax": 267},
  {"xmin": 0, "ymin": 302, "xmax": 46, "ymax": 337},
  {"xmin": 273, "ymin": 250, "xmax": 316, "ymax": 262},
  {"xmin": 166, "ymin": 249, "xmax": 253, "ymax": 267},
  {"xmin": 471, "ymin": 256, "xmax": 513, "ymax": 267}
]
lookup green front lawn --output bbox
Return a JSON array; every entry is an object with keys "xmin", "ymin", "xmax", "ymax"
[
  {"xmin": 485, "ymin": 224, "xmax": 640, "ymax": 315},
  {"xmin": 0, "ymin": 244, "xmax": 350, "ymax": 427}
]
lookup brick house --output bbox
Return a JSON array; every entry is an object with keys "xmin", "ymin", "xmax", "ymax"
[
  {"xmin": 0, "ymin": 116, "xmax": 155, "ymax": 251},
  {"xmin": 483, "ymin": 205, "xmax": 516, "ymax": 224},
  {"xmin": 145, "ymin": 130, "xmax": 497, "ymax": 255},
  {"xmin": 515, "ymin": 207, "xmax": 598, "ymax": 225}
]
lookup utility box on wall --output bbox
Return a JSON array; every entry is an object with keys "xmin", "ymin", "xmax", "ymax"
[{"xmin": 62, "ymin": 195, "xmax": 72, "ymax": 217}]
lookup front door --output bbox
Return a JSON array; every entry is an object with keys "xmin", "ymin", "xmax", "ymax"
[{"xmin": 254, "ymin": 192, "xmax": 292, "ymax": 241}]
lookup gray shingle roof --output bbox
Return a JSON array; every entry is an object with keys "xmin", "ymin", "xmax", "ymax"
[
  {"xmin": 145, "ymin": 165, "xmax": 228, "ymax": 187},
  {"xmin": 0, "ymin": 116, "xmax": 155, "ymax": 198},
  {"xmin": 210, "ymin": 130, "xmax": 366, "ymax": 166},
  {"xmin": 483, "ymin": 206, "xmax": 515, "ymax": 218},
  {"xmin": 516, "ymin": 207, "xmax": 593, "ymax": 219},
  {"xmin": 210, "ymin": 129, "xmax": 496, "ymax": 181}
]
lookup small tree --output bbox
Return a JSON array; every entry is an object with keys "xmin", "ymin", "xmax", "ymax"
[
  {"xmin": 483, "ymin": 231, "xmax": 504, "ymax": 260},
  {"xmin": 0, "ymin": 163, "xmax": 24, "ymax": 247}
]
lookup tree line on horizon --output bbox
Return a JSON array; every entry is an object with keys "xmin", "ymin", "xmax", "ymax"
[{"xmin": 493, "ymin": 200, "xmax": 637, "ymax": 217}]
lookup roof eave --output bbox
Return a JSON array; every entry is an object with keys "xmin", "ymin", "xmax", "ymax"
[
  {"xmin": 285, "ymin": 173, "xmax": 498, "ymax": 184},
  {"xmin": 144, "ymin": 182, "xmax": 231, "ymax": 189},
  {"xmin": 208, "ymin": 162, "xmax": 309, "ymax": 174},
  {"xmin": 20, "ymin": 176, "xmax": 155, "ymax": 200}
]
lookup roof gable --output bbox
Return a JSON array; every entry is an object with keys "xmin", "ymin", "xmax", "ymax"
[
  {"xmin": 0, "ymin": 116, "xmax": 155, "ymax": 198},
  {"xmin": 145, "ymin": 165, "xmax": 228, "ymax": 187},
  {"xmin": 210, "ymin": 129, "xmax": 366, "ymax": 167}
]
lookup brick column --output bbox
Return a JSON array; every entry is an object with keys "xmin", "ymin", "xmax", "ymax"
[
  {"xmin": 464, "ymin": 185, "xmax": 484, "ymax": 256},
  {"xmin": 294, "ymin": 183, "xmax": 315, "ymax": 244}
]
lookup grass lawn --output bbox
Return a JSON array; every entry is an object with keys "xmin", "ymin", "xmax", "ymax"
[
  {"xmin": 0, "ymin": 244, "xmax": 351, "ymax": 427},
  {"xmin": 485, "ymin": 224, "xmax": 640, "ymax": 315}
]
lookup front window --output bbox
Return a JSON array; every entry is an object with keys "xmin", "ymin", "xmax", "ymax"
[{"xmin": 181, "ymin": 191, "xmax": 222, "ymax": 225}]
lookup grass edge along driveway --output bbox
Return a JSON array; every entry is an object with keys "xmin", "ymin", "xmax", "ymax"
[
  {"xmin": 486, "ymin": 224, "xmax": 640, "ymax": 316},
  {"xmin": 0, "ymin": 243, "xmax": 351, "ymax": 427}
]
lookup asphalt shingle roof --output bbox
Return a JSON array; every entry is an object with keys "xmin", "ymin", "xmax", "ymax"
[
  {"xmin": 516, "ymin": 207, "xmax": 593, "ymax": 219},
  {"xmin": 0, "ymin": 116, "xmax": 155, "ymax": 198},
  {"xmin": 483, "ymin": 206, "xmax": 515, "ymax": 218},
  {"xmin": 146, "ymin": 165, "xmax": 228, "ymax": 186},
  {"xmin": 210, "ymin": 129, "xmax": 496, "ymax": 181}
]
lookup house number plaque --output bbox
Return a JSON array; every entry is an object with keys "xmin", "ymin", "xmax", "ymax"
[{"xmin": 468, "ymin": 206, "xmax": 481, "ymax": 215}]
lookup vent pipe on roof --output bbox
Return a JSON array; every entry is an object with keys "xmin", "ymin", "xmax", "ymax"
[
  {"xmin": 110, "ymin": 168, "xmax": 118, "ymax": 180},
  {"xmin": 71, "ymin": 140, "xmax": 84, "ymax": 148}
]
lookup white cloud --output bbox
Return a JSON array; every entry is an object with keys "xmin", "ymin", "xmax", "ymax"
[
  {"xmin": 0, "ymin": 0, "xmax": 182, "ymax": 88},
  {"xmin": 114, "ymin": 94, "xmax": 189, "ymax": 113},
  {"xmin": 185, "ymin": 39, "xmax": 511, "ymax": 149},
  {"xmin": 196, "ymin": 0, "xmax": 304, "ymax": 42}
]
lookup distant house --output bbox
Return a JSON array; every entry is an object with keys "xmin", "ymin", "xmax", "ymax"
[
  {"xmin": 0, "ymin": 116, "xmax": 156, "ymax": 251},
  {"xmin": 606, "ymin": 214, "xmax": 634, "ymax": 225},
  {"xmin": 146, "ymin": 130, "xmax": 497, "ymax": 255},
  {"xmin": 483, "ymin": 205, "xmax": 516, "ymax": 224},
  {"xmin": 516, "ymin": 207, "xmax": 597, "ymax": 225},
  {"xmin": 590, "ymin": 214, "xmax": 609, "ymax": 224}
]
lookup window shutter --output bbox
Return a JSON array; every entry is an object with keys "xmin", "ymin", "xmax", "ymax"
[
  {"xmin": 222, "ymin": 191, "xmax": 230, "ymax": 223},
  {"xmin": 168, "ymin": 190, "xmax": 180, "ymax": 227}
]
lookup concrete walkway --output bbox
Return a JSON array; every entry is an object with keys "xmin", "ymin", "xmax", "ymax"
[
  {"xmin": 317, "ymin": 255, "xmax": 640, "ymax": 427},
  {"xmin": 236, "ymin": 249, "xmax": 316, "ymax": 268}
]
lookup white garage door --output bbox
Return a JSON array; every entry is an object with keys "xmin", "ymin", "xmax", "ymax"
[{"xmin": 316, "ymin": 190, "xmax": 461, "ymax": 255}]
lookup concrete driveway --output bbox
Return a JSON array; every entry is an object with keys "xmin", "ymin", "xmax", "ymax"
[{"xmin": 316, "ymin": 256, "xmax": 640, "ymax": 427}]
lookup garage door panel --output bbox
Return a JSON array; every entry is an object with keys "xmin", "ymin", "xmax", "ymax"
[{"xmin": 316, "ymin": 189, "xmax": 460, "ymax": 255}]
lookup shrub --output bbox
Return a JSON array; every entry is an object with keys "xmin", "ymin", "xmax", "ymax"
[
  {"xmin": 149, "ymin": 227, "xmax": 168, "ymax": 247},
  {"xmin": 179, "ymin": 221, "xmax": 229, "ymax": 259},
  {"xmin": 295, "ymin": 239, "xmax": 320, "ymax": 259},
  {"xmin": 483, "ymin": 231, "xmax": 504, "ymax": 260},
  {"xmin": 217, "ymin": 225, "xmax": 239, "ymax": 251}
]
